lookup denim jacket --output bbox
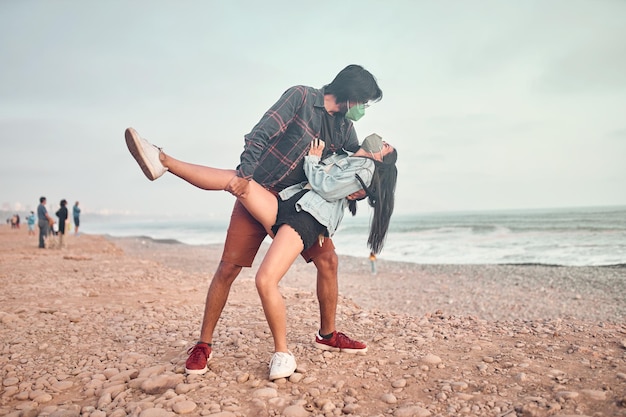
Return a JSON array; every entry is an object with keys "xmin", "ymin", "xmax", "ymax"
[{"xmin": 278, "ymin": 152, "xmax": 375, "ymax": 236}]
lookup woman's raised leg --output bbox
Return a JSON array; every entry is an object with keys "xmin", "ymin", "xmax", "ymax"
[
  {"xmin": 161, "ymin": 152, "xmax": 236, "ymax": 191},
  {"xmin": 126, "ymin": 127, "xmax": 278, "ymax": 232},
  {"xmin": 163, "ymin": 153, "xmax": 279, "ymax": 233}
]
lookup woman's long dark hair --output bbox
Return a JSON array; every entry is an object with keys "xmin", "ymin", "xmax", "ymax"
[{"xmin": 351, "ymin": 149, "xmax": 398, "ymax": 254}]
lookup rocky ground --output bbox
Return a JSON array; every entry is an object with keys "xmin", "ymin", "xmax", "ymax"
[{"xmin": 1, "ymin": 225, "xmax": 625, "ymax": 417}]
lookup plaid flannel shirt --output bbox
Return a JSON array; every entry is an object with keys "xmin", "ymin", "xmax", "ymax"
[{"xmin": 236, "ymin": 85, "xmax": 359, "ymax": 191}]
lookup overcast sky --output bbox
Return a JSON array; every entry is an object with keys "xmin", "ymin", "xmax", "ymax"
[{"xmin": 1, "ymin": 0, "xmax": 625, "ymax": 219}]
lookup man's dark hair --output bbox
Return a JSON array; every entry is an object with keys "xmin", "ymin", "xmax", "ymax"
[
  {"xmin": 324, "ymin": 64, "xmax": 383, "ymax": 104},
  {"xmin": 39, "ymin": 196, "xmax": 46, "ymax": 203}
]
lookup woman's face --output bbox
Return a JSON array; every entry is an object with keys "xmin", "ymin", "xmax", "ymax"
[
  {"xmin": 380, "ymin": 141, "xmax": 395, "ymax": 157},
  {"xmin": 370, "ymin": 141, "xmax": 395, "ymax": 162}
]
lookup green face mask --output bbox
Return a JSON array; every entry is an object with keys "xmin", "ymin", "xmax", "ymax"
[{"xmin": 345, "ymin": 102, "xmax": 365, "ymax": 122}]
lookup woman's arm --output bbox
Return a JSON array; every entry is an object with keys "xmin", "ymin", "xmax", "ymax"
[
  {"xmin": 304, "ymin": 155, "xmax": 374, "ymax": 201},
  {"xmin": 303, "ymin": 139, "xmax": 374, "ymax": 201}
]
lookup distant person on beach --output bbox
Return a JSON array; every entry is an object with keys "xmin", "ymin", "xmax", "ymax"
[
  {"xmin": 26, "ymin": 211, "xmax": 36, "ymax": 236},
  {"xmin": 10, "ymin": 214, "xmax": 20, "ymax": 229},
  {"xmin": 55, "ymin": 199, "xmax": 68, "ymax": 249},
  {"xmin": 369, "ymin": 251, "xmax": 377, "ymax": 275},
  {"xmin": 37, "ymin": 196, "xmax": 54, "ymax": 248},
  {"xmin": 73, "ymin": 201, "xmax": 81, "ymax": 235},
  {"xmin": 126, "ymin": 127, "xmax": 397, "ymax": 380},
  {"xmin": 125, "ymin": 65, "xmax": 396, "ymax": 380}
]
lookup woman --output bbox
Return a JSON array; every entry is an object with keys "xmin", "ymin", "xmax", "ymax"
[{"xmin": 125, "ymin": 127, "xmax": 398, "ymax": 379}]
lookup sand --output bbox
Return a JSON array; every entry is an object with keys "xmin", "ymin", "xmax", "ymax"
[{"xmin": 0, "ymin": 225, "xmax": 625, "ymax": 417}]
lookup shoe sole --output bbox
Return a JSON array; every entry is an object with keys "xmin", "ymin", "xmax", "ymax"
[
  {"xmin": 185, "ymin": 366, "xmax": 208, "ymax": 375},
  {"xmin": 185, "ymin": 351, "xmax": 213, "ymax": 375},
  {"xmin": 125, "ymin": 127, "xmax": 158, "ymax": 181},
  {"xmin": 314, "ymin": 341, "xmax": 368, "ymax": 355}
]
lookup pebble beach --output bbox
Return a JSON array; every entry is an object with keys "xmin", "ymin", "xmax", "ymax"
[{"xmin": 1, "ymin": 225, "xmax": 625, "ymax": 417}]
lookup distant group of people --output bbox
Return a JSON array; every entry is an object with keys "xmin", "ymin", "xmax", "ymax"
[{"xmin": 35, "ymin": 197, "xmax": 81, "ymax": 249}]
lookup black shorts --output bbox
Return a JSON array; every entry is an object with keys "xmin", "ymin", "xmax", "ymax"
[
  {"xmin": 272, "ymin": 190, "xmax": 328, "ymax": 251},
  {"xmin": 74, "ymin": 217, "xmax": 80, "ymax": 227}
]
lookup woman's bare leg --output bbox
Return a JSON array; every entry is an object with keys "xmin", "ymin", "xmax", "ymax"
[
  {"xmin": 255, "ymin": 226, "xmax": 304, "ymax": 352},
  {"xmin": 161, "ymin": 152, "xmax": 236, "ymax": 191},
  {"xmin": 161, "ymin": 152, "xmax": 279, "ymax": 233}
]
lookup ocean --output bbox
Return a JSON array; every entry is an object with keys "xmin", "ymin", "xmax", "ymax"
[{"xmin": 84, "ymin": 205, "xmax": 626, "ymax": 267}]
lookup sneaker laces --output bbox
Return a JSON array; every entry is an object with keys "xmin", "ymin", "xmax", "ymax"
[
  {"xmin": 187, "ymin": 342, "xmax": 210, "ymax": 358},
  {"xmin": 270, "ymin": 352, "xmax": 291, "ymax": 368},
  {"xmin": 335, "ymin": 332, "xmax": 357, "ymax": 346}
]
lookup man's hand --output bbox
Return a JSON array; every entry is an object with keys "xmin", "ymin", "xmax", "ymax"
[
  {"xmin": 226, "ymin": 176, "xmax": 251, "ymax": 198},
  {"xmin": 309, "ymin": 138, "xmax": 325, "ymax": 157},
  {"xmin": 347, "ymin": 189, "xmax": 367, "ymax": 201}
]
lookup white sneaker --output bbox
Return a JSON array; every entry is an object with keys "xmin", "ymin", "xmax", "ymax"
[
  {"xmin": 125, "ymin": 127, "xmax": 168, "ymax": 181},
  {"xmin": 268, "ymin": 351, "xmax": 297, "ymax": 380}
]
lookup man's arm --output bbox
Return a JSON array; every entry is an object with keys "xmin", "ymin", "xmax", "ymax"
[{"xmin": 236, "ymin": 86, "xmax": 307, "ymax": 180}]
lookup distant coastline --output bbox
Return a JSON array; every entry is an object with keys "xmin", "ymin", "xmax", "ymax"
[{"xmin": 3, "ymin": 205, "xmax": 626, "ymax": 267}]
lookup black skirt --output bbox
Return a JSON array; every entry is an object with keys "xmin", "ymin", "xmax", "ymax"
[{"xmin": 272, "ymin": 190, "xmax": 328, "ymax": 251}]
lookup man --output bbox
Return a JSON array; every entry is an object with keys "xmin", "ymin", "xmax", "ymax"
[
  {"xmin": 185, "ymin": 64, "xmax": 383, "ymax": 375},
  {"xmin": 37, "ymin": 196, "xmax": 54, "ymax": 249}
]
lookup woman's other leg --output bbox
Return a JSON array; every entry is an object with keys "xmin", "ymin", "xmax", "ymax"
[{"xmin": 255, "ymin": 225, "xmax": 304, "ymax": 352}]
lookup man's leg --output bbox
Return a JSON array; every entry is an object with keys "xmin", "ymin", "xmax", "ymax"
[
  {"xmin": 311, "ymin": 250, "xmax": 338, "ymax": 336},
  {"xmin": 38, "ymin": 224, "xmax": 45, "ymax": 248},
  {"xmin": 185, "ymin": 200, "xmax": 267, "ymax": 375},
  {"xmin": 305, "ymin": 239, "xmax": 368, "ymax": 354},
  {"xmin": 197, "ymin": 261, "xmax": 242, "ymax": 344},
  {"xmin": 186, "ymin": 261, "xmax": 242, "ymax": 375}
]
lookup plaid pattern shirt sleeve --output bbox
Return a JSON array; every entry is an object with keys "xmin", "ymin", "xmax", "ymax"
[{"xmin": 236, "ymin": 85, "xmax": 358, "ymax": 190}]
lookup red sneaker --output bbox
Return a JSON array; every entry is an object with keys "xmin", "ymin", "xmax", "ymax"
[
  {"xmin": 314, "ymin": 331, "xmax": 368, "ymax": 354},
  {"xmin": 185, "ymin": 342, "xmax": 213, "ymax": 375}
]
